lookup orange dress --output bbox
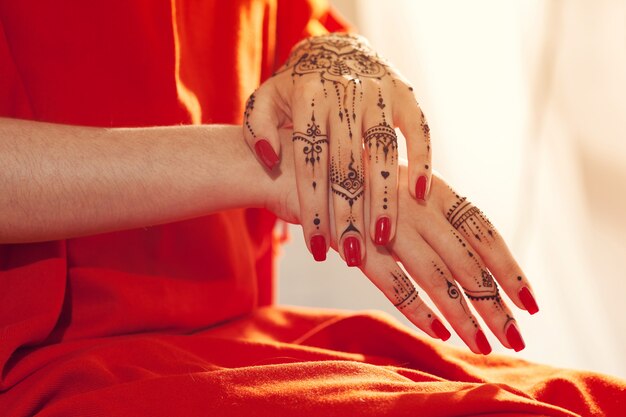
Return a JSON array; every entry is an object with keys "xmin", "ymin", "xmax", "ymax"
[{"xmin": 0, "ymin": 1, "xmax": 623, "ymax": 416}]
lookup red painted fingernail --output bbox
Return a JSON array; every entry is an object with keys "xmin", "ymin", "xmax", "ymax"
[
  {"xmin": 475, "ymin": 330, "xmax": 492, "ymax": 355},
  {"xmin": 519, "ymin": 286, "xmax": 539, "ymax": 315},
  {"xmin": 374, "ymin": 216, "xmax": 391, "ymax": 246},
  {"xmin": 506, "ymin": 322, "xmax": 525, "ymax": 352},
  {"xmin": 254, "ymin": 139, "xmax": 279, "ymax": 170},
  {"xmin": 310, "ymin": 235, "xmax": 326, "ymax": 262},
  {"xmin": 415, "ymin": 175, "xmax": 427, "ymax": 200},
  {"xmin": 431, "ymin": 318, "xmax": 451, "ymax": 341},
  {"xmin": 343, "ymin": 236, "xmax": 361, "ymax": 267}
]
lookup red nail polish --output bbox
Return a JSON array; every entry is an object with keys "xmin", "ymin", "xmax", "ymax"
[
  {"xmin": 506, "ymin": 323, "xmax": 525, "ymax": 352},
  {"xmin": 415, "ymin": 175, "xmax": 427, "ymax": 200},
  {"xmin": 310, "ymin": 235, "xmax": 326, "ymax": 262},
  {"xmin": 431, "ymin": 318, "xmax": 451, "ymax": 341},
  {"xmin": 519, "ymin": 287, "xmax": 539, "ymax": 315},
  {"xmin": 254, "ymin": 139, "xmax": 279, "ymax": 170},
  {"xmin": 374, "ymin": 216, "xmax": 391, "ymax": 246},
  {"xmin": 343, "ymin": 236, "xmax": 361, "ymax": 267},
  {"xmin": 475, "ymin": 330, "xmax": 492, "ymax": 355}
]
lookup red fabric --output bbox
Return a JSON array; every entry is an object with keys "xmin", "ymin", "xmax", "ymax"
[
  {"xmin": 0, "ymin": 1, "xmax": 624, "ymax": 416},
  {"xmin": 1, "ymin": 306, "xmax": 624, "ymax": 416}
]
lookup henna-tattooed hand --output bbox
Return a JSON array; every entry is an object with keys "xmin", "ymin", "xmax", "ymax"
[
  {"xmin": 243, "ymin": 33, "xmax": 431, "ymax": 267},
  {"xmin": 269, "ymin": 128, "xmax": 539, "ymax": 355}
]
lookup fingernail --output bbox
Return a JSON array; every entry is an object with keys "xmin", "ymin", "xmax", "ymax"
[
  {"xmin": 475, "ymin": 330, "xmax": 492, "ymax": 355},
  {"xmin": 374, "ymin": 216, "xmax": 391, "ymax": 246},
  {"xmin": 343, "ymin": 236, "xmax": 361, "ymax": 267},
  {"xmin": 506, "ymin": 322, "xmax": 525, "ymax": 352},
  {"xmin": 415, "ymin": 175, "xmax": 427, "ymax": 200},
  {"xmin": 310, "ymin": 235, "xmax": 327, "ymax": 262},
  {"xmin": 254, "ymin": 139, "xmax": 279, "ymax": 170},
  {"xmin": 431, "ymin": 318, "xmax": 451, "ymax": 341},
  {"xmin": 518, "ymin": 286, "xmax": 539, "ymax": 315}
]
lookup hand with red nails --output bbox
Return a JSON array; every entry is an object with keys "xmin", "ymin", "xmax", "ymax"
[
  {"xmin": 269, "ymin": 128, "xmax": 539, "ymax": 355},
  {"xmin": 243, "ymin": 33, "xmax": 432, "ymax": 267}
]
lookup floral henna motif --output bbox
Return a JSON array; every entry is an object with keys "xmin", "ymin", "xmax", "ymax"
[
  {"xmin": 292, "ymin": 100, "xmax": 328, "ymax": 172},
  {"xmin": 278, "ymin": 33, "xmax": 388, "ymax": 84},
  {"xmin": 331, "ymin": 151, "xmax": 365, "ymax": 237}
]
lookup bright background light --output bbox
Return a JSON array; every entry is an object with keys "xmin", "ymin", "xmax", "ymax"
[{"xmin": 279, "ymin": 0, "xmax": 626, "ymax": 378}]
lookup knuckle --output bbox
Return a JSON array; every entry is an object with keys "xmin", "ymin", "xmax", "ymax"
[
  {"xmin": 293, "ymin": 77, "xmax": 320, "ymax": 98},
  {"xmin": 361, "ymin": 76, "xmax": 382, "ymax": 90}
]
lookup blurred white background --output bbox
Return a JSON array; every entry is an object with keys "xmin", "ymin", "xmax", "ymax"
[{"xmin": 278, "ymin": 0, "xmax": 626, "ymax": 378}]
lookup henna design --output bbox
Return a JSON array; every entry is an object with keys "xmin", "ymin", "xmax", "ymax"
[
  {"xmin": 313, "ymin": 213, "xmax": 320, "ymax": 230},
  {"xmin": 278, "ymin": 34, "xmax": 393, "ymax": 147},
  {"xmin": 446, "ymin": 196, "xmax": 496, "ymax": 246},
  {"xmin": 420, "ymin": 109, "xmax": 431, "ymax": 153},
  {"xmin": 391, "ymin": 270, "xmax": 419, "ymax": 310},
  {"xmin": 278, "ymin": 34, "xmax": 388, "ymax": 84},
  {"xmin": 292, "ymin": 100, "xmax": 328, "ymax": 172},
  {"xmin": 365, "ymin": 88, "xmax": 397, "ymax": 164},
  {"xmin": 449, "ymin": 227, "xmax": 514, "ymax": 331},
  {"xmin": 364, "ymin": 123, "xmax": 397, "ymax": 164},
  {"xmin": 331, "ymin": 151, "xmax": 365, "ymax": 238},
  {"xmin": 383, "ymin": 184, "xmax": 388, "ymax": 210},
  {"xmin": 244, "ymin": 92, "xmax": 256, "ymax": 138},
  {"xmin": 432, "ymin": 261, "xmax": 478, "ymax": 328},
  {"xmin": 330, "ymin": 152, "xmax": 364, "ymax": 208}
]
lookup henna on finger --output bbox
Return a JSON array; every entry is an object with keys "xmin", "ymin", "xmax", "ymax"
[
  {"xmin": 292, "ymin": 99, "xmax": 328, "ymax": 183},
  {"xmin": 390, "ymin": 269, "xmax": 419, "ymax": 311},
  {"xmin": 330, "ymin": 150, "xmax": 364, "ymax": 266},
  {"xmin": 331, "ymin": 151, "xmax": 364, "ymax": 235},
  {"xmin": 364, "ymin": 88, "xmax": 398, "ymax": 245},
  {"xmin": 446, "ymin": 193, "xmax": 497, "ymax": 247},
  {"xmin": 291, "ymin": 99, "xmax": 330, "ymax": 261},
  {"xmin": 446, "ymin": 224, "xmax": 525, "ymax": 351}
]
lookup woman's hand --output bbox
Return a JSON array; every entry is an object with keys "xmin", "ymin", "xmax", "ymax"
[
  {"xmin": 269, "ymin": 129, "xmax": 539, "ymax": 354},
  {"xmin": 244, "ymin": 33, "xmax": 431, "ymax": 266}
]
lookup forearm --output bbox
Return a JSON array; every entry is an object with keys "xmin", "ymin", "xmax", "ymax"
[{"xmin": 0, "ymin": 118, "xmax": 272, "ymax": 243}]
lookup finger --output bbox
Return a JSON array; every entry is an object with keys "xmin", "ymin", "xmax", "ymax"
[
  {"xmin": 329, "ymin": 81, "xmax": 366, "ymax": 267},
  {"xmin": 243, "ymin": 83, "xmax": 281, "ymax": 171},
  {"xmin": 359, "ymin": 240, "xmax": 451, "ymax": 341},
  {"xmin": 391, "ymin": 230, "xmax": 493, "ymax": 355},
  {"xmin": 292, "ymin": 96, "xmax": 331, "ymax": 261},
  {"xmin": 363, "ymin": 87, "xmax": 399, "ymax": 246},
  {"xmin": 442, "ymin": 185, "xmax": 539, "ymax": 316},
  {"xmin": 393, "ymin": 85, "xmax": 432, "ymax": 201},
  {"xmin": 418, "ymin": 212, "xmax": 525, "ymax": 352}
]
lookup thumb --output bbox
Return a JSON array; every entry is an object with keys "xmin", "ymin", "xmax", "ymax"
[{"xmin": 243, "ymin": 84, "xmax": 282, "ymax": 171}]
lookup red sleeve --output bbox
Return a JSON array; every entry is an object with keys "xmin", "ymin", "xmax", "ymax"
[{"xmin": 273, "ymin": 0, "xmax": 352, "ymax": 71}]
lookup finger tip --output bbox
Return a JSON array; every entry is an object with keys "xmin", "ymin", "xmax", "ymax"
[{"xmin": 254, "ymin": 138, "xmax": 280, "ymax": 170}]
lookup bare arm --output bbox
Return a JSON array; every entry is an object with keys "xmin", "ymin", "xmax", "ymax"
[{"xmin": 0, "ymin": 118, "xmax": 276, "ymax": 243}]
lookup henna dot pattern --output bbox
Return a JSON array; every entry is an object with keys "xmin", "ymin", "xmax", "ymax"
[
  {"xmin": 432, "ymin": 261, "xmax": 477, "ymax": 328},
  {"xmin": 446, "ymin": 196, "xmax": 496, "ymax": 246},
  {"xmin": 243, "ymin": 92, "xmax": 256, "ymax": 138},
  {"xmin": 313, "ymin": 213, "xmax": 320, "ymax": 230},
  {"xmin": 364, "ymin": 88, "xmax": 398, "ymax": 164},
  {"xmin": 331, "ymin": 152, "xmax": 365, "ymax": 238},
  {"xmin": 330, "ymin": 152, "xmax": 364, "ymax": 208},
  {"xmin": 391, "ymin": 270, "xmax": 418, "ymax": 310},
  {"xmin": 364, "ymin": 124, "xmax": 397, "ymax": 164}
]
